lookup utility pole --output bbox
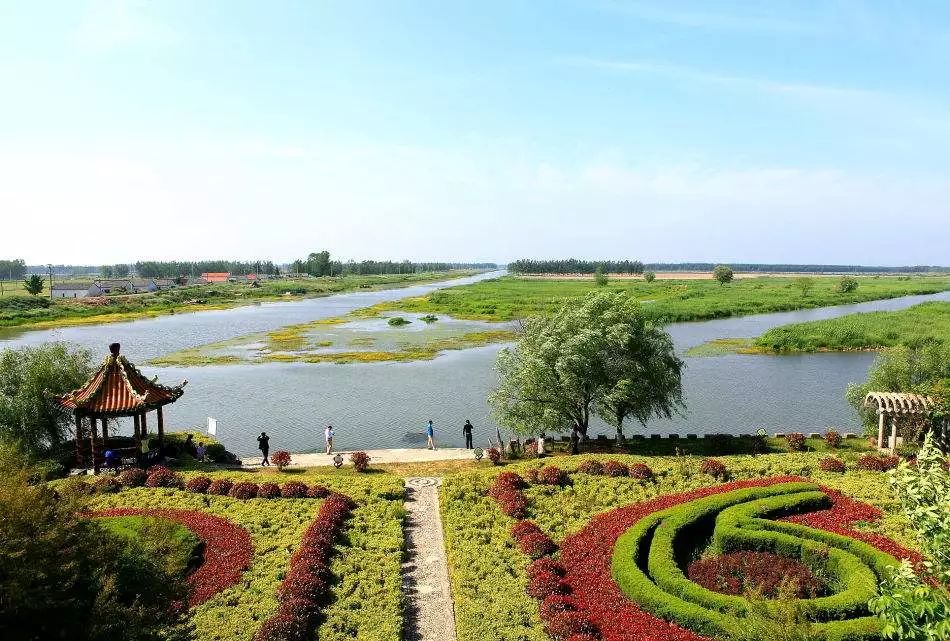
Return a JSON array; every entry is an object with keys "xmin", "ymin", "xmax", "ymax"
[{"xmin": 47, "ymin": 264, "xmax": 53, "ymax": 299}]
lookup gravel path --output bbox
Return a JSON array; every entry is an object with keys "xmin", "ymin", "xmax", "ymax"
[
  {"xmin": 402, "ymin": 477, "xmax": 458, "ymax": 641},
  {"xmin": 241, "ymin": 447, "xmax": 475, "ymax": 468}
]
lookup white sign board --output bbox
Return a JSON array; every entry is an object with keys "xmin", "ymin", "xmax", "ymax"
[{"xmin": 207, "ymin": 417, "xmax": 217, "ymax": 435}]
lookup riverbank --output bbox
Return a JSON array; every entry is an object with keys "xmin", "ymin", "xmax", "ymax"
[
  {"xmin": 354, "ymin": 274, "xmax": 950, "ymax": 322},
  {"xmin": 0, "ymin": 270, "xmax": 478, "ymax": 331}
]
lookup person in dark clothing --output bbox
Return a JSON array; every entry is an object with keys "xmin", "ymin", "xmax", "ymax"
[
  {"xmin": 463, "ymin": 420, "xmax": 474, "ymax": 449},
  {"xmin": 184, "ymin": 433, "xmax": 196, "ymax": 457},
  {"xmin": 257, "ymin": 432, "xmax": 270, "ymax": 466},
  {"xmin": 569, "ymin": 427, "xmax": 580, "ymax": 455}
]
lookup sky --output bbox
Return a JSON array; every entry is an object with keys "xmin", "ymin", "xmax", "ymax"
[{"xmin": 1, "ymin": 1, "xmax": 949, "ymax": 266}]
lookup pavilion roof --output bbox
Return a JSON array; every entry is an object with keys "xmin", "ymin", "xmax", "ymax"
[
  {"xmin": 863, "ymin": 392, "xmax": 934, "ymax": 415},
  {"xmin": 53, "ymin": 343, "xmax": 186, "ymax": 417}
]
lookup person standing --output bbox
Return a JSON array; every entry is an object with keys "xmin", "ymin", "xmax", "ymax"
[
  {"xmin": 463, "ymin": 420, "xmax": 474, "ymax": 449},
  {"xmin": 257, "ymin": 431, "xmax": 270, "ymax": 466},
  {"xmin": 537, "ymin": 432, "xmax": 546, "ymax": 457},
  {"xmin": 325, "ymin": 424, "xmax": 334, "ymax": 454},
  {"xmin": 426, "ymin": 419, "xmax": 436, "ymax": 450},
  {"xmin": 569, "ymin": 427, "xmax": 580, "ymax": 455}
]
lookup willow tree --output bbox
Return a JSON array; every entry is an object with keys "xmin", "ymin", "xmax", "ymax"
[{"xmin": 488, "ymin": 291, "xmax": 684, "ymax": 438}]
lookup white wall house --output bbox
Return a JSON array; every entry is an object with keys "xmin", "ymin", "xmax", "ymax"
[{"xmin": 51, "ymin": 283, "xmax": 94, "ymax": 299}]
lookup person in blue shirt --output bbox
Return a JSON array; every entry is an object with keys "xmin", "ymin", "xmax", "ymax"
[{"xmin": 426, "ymin": 420, "xmax": 436, "ymax": 450}]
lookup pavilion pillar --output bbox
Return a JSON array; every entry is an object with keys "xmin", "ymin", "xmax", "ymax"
[
  {"xmin": 133, "ymin": 413, "xmax": 141, "ymax": 443},
  {"xmin": 141, "ymin": 411, "xmax": 148, "ymax": 439},
  {"xmin": 157, "ymin": 406, "xmax": 165, "ymax": 446},
  {"xmin": 75, "ymin": 415, "xmax": 85, "ymax": 467},
  {"xmin": 890, "ymin": 416, "xmax": 899, "ymax": 454},
  {"xmin": 101, "ymin": 419, "xmax": 109, "ymax": 452},
  {"xmin": 877, "ymin": 411, "xmax": 886, "ymax": 449},
  {"xmin": 90, "ymin": 418, "xmax": 100, "ymax": 474}
]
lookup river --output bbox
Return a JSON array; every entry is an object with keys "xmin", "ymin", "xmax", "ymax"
[{"xmin": 2, "ymin": 274, "xmax": 947, "ymax": 456}]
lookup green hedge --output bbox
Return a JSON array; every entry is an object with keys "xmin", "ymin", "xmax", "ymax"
[{"xmin": 612, "ymin": 482, "xmax": 902, "ymax": 641}]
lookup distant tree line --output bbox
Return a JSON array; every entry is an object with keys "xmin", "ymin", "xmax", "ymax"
[
  {"xmin": 134, "ymin": 260, "xmax": 281, "ymax": 278},
  {"xmin": 289, "ymin": 251, "xmax": 496, "ymax": 276},
  {"xmin": 641, "ymin": 263, "xmax": 948, "ymax": 274},
  {"xmin": 0, "ymin": 259, "xmax": 26, "ymax": 280},
  {"xmin": 99, "ymin": 264, "xmax": 131, "ymax": 278},
  {"xmin": 508, "ymin": 259, "xmax": 644, "ymax": 274}
]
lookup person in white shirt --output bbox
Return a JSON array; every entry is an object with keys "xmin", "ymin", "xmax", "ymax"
[
  {"xmin": 537, "ymin": 432, "xmax": 546, "ymax": 457},
  {"xmin": 325, "ymin": 425, "xmax": 334, "ymax": 454}
]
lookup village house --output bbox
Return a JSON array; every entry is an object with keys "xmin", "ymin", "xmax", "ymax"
[
  {"xmin": 51, "ymin": 282, "xmax": 95, "ymax": 299},
  {"xmin": 200, "ymin": 272, "xmax": 231, "ymax": 283},
  {"xmin": 90, "ymin": 279, "xmax": 136, "ymax": 295}
]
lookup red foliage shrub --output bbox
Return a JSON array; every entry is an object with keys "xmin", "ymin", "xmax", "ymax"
[
  {"xmin": 576, "ymin": 460, "xmax": 604, "ymax": 476},
  {"xmin": 511, "ymin": 520, "xmax": 544, "ymax": 539},
  {"xmin": 544, "ymin": 610, "xmax": 597, "ymax": 640},
  {"xmin": 207, "ymin": 478, "xmax": 233, "ymax": 496},
  {"xmin": 687, "ymin": 551, "xmax": 824, "ymax": 598},
  {"xmin": 185, "ymin": 475, "xmax": 212, "ymax": 493},
  {"xmin": 93, "ymin": 476, "xmax": 120, "ymax": 493},
  {"xmin": 518, "ymin": 531, "xmax": 558, "ymax": 559},
  {"xmin": 255, "ymin": 492, "xmax": 354, "ymax": 641},
  {"xmin": 228, "ymin": 481, "xmax": 259, "ymax": 499},
  {"xmin": 489, "ymin": 472, "xmax": 529, "ymax": 518},
  {"xmin": 271, "ymin": 450, "xmax": 292, "ymax": 470},
  {"xmin": 492, "ymin": 472, "xmax": 526, "ymax": 491},
  {"xmin": 88, "ymin": 507, "xmax": 253, "ymax": 607},
  {"xmin": 257, "ymin": 482, "xmax": 280, "ymax": 498},
  {"xmin": 526, "ymin": 468, "xmax": 540, "ymax": 484},
  {"xmin": 487, "ymin": 447, "xmax": 502, "ymax": 465},
  {"xmin": 527, "ymin": 557, "xmax": 565, "ymax": 580},
  {"xmin": 281, "ymin": 481, "xmax": 309, "ymax": 498},
  {"xmin": 538, "ymin": 465, "xmax": 569, "ymax": 486},
  {"xmin": 603, "ymin": 460, "xmax": 628, "ymax": 477},
  {"xmin": 824, "ymin": 430, "xmax": 842, "ymax": 449},
  {"xmin": 349, "ymin": 451, "xmax": 370, "ymax": 472},
  {"xmin": 307, "ymin": 484, "xmax": 331, "ymax": 499},
  {"xmin": 857, "ymin": 453, "xmax": 900, "ymax": 471},
  {"xmin": 539, "ymin": 594, "xmax": 577, "ymax": 619},
  {"xmin": 628, "ymin": 463, "xmax": 654, "ymax": 481},
  {"xmin": 785, "ymin": 432, "xmax": 806, "ymax": 452},
  {"xmin": 818, "ymin": 456, "xmax": 846, "ymax": 473},
  {"xmin": 700, "ymin": 458, "xmax": 728, "ymax": 480},
  {"xmin": 146, "ymin": 466, "xmax": 184, "ymax": 488},
  {"xmin": 116, "ymin": 467, "xmax": 147, "ymax": 487},
  {"xmin": 528, "ymin": 570, "xmax": 569, "ymax": 599}
]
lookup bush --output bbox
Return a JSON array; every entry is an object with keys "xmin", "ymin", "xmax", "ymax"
[
  {"xmin": 539, "ymin": 594, "xmax": 576, "ymax": 620},
  {"xmin": 185, "ymin": 475, "xmax": 212, "ymax": 493},
  {"xmin": 145, "ymin": 466, "xmax": 183, "ymax": 489},
  {"xmin": 92, "ymin": 476, "xmax": 120, "ymax": 494},
  {"xmin": 819, "ymin": 456, "xmax": 846, "ymax": 473},
  {"xmin": 307, "ymin": 484, "xmax": 331, "ymax": 499},
  {"xmin": 271, "ymin": 450, "xmax": 291, "ymax": 471},
  {"xmin": 204, "ymin": 442, "xmax": 229, "ymax": 462},
  {"xmin": 537, "ymin": 466, "xmax": 568, "ymax": 486},
  {"xmin": 576, "ymin": 460, "xmax": 603, "ymax": 475},
  {"xmin": 824, "ymin": 430, "xmax": 842, "ymax": 449},
  {"xmin": 350, "ymin": 451, "xmax": 370, "ymax": 472},
  {"xmin": 116, "ymin": 467, "xmax": 147, "ymax": 487},
  {"xmin": 603, "ymin": 460, "xmax": 628, "ymax": 477},
  {"xmin": 280, "ymin": 481, "xmax": 308, "ymax": 498},
  {"xmin": 526, "ymin": 557, "xmax": 565, "ymax": 580},
  {"xmin": 785, "ymin": 432, "xmax": 806, "ymax": 452},
  {"xmin": 487, "ymin": 447, "xmax": 502, "ymax": 465},
  {"xmin": 257, "ymin": 482, "xmax": 280, "ymax": 498},
  {"xmin": 628, "ymin": 463, "xmax": 654, "ymax": 481},
  {"xmin": 228, "ymin": 481, "xmax": 259, "ymax": 499},
  {"xmin": 207, "ymin": 478, "xmax": 233, "ymax": 496},
  {"xmin": 543, "ymin": 610, "xmax": 596, "ymax": 640},
  {"xmin": 527, "ymin": 570, "xmax": 567, "ymax": 599},
  {"xmin": 517, "ymin": 531, "xmax": 558, "ymax": 559},
  {"xmin": 700, "ymin": 458, "xmax": 729, "ymax": 480},
  {"xmin": 837, "ymin": 276, "xmax": 859, "ymax": 293},
  {"xmin": 687, "ymin": 551, "xmax": 824, "ymax": 598},
  {"xmin": 857, "ymin": 454, "xmax": 900, "ymax": 471}
]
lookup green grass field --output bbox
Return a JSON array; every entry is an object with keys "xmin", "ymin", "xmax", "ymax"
[
  {"xmin": 752, "ymin": 301, "xmax": 950, "ymax": 352},
  {"xmin": 0, "ymin": 271, "xmax": 477, "ymax": 330},
  {"xmin": 362, "ymin": 274, "xmax": 950, "ymax": 323}
]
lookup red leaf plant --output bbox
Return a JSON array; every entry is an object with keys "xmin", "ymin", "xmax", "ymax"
[
  {"xmin": 699, "ymin": 458, "xmax": 728, "ymax": 480},
  {"xmin": 576, "ymin": 460, "xmax": 604, "ymax": 476},
  {"xmin": 185, "ymin": 475, "xmax": 212, "ymax": 493},
  {"xmin": 257, "ymin": 482, "xmax": 280, "ymax": 499},
  {"xmin": 254, "ymin": 492, "xmax": 356, "ymax": 641},
  {"xmin": 87, "ymin": 507, "xmax": 253, "ymax": 608},
  {"xmin": 627, "ymin": 463, "xmax": 654, "ymax": 481},
  {"xmin": 603, "ymin": 461, "xmax": 629, "ymax": 478},
  {"xmin": 818, "ymin": 456, "xmax": 846, "ymax": 473},
  {"xmin": 538, "ymin": 466, "xmax": 569, "ymax": 486},
  {"xmin": 280, "ymin": 481, "xmax": 309, "ymax": 498}
]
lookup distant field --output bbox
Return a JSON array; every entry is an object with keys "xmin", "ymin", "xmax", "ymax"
[
  {"xmin": 0, "ymin": 280, "xmax": 28, "ymax": 296},
  {"xmin": 518, "ymin": 271, "xmax": 857, "ymax": 280},
  {"xmin": 752, "ymin": 301, "xmax": 950, "ymax": 352},
  {"xmin": 360, "ymin": 274, "xmax": 950, "ymax": 323}
]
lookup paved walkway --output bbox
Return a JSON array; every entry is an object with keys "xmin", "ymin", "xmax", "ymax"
[
  {"xmin": 241, "ymin": 447, "xmax": 475, "ymax": 468},
  {"xmin": 401, "ymin": 477, "xmax": 458, "ymax": 641}
]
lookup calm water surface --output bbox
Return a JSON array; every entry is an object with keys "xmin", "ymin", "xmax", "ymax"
[{"xmin": 3, "ymin": 276, "xmax": 947, "ymax": 456}]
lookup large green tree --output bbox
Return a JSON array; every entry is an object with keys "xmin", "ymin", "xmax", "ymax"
[
  {"xmin": 22, "ymin": 274, "xmax": 43, "ymax": 296},
  {"xmin": 488, "ymin": 291, "xmax": 684, "ymax": 437},
  {"xmin": 713, "ymin": 264, "xmax": 734, "ymax": 286},
  {"xmin": 0, "ymin": 343, "xmax": 94, "ymax": 459}
]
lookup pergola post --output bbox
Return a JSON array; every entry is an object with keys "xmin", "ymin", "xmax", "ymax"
[
  {"xmin": 75, "ymin": 415, "xmax": 84, "ymax": 466},
  {"xmin": 141, "ymin": 411, "xmax": 148, "ymax": 439},
  {"xmin": 90, "ymin": 418, "xmax": 100, "ymax": 474},
  {"xmin": 877, "ymin": 411, "xmax": 886, "ymax": 449},
  {"xmin": 157, "ymin": 406, "xmax": 165, "ymax": 446},
  {"xmin": 890, "ymin": 416, "xmax": 899, "ymax": 454},
  {"xmin": 133, "ymin": 413, "xmax": 141, "ymax": 443}
]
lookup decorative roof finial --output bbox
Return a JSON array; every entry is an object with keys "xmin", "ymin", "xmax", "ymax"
[{"xmin": 109, "ymin": 343, "xmax": 121, "ymax": 356}]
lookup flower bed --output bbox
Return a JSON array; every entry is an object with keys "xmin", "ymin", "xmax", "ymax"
[
  {"xmin": 87, "ymin": 507, "xmax": 253, "ymax": 607},
  {"xmin": 686, "ymin": 551, "xmax": 824, "ymax": 598}
]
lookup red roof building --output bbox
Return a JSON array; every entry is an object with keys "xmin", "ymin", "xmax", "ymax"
[
  {"xmin": 201, "ymin": 272, "xmax": 231, "ymax": 283},
  {"xmin": 53, "ymin": 343, "xmax": 186, "ymax": 472}
]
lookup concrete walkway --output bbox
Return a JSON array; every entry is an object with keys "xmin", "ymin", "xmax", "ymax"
[
  {"xmin": 402, "ymin": 477, "xmax": 458, "ymax": 641},
  {"xmin": 241, "ymin": 447, "xmax": 475, "ymax": 468}
]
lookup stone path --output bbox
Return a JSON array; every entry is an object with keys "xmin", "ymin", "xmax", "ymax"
[
  {"xmin": 241, "ymin": 447, "xmax": 475, "ymax": 468},
  {"xmin": 401, "ymin": 477, "xmax": 458, "ymax": 641}
]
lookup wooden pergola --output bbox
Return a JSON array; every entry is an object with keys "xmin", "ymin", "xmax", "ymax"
[
  {"xmin": 863, "ymin": 392, "xmax": 934, "ymax": 453},
  {"xmin": 52, "ymin": 343, "xmax": 187, "ymax": 473}
]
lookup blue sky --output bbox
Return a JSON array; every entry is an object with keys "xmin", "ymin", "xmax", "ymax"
[{"xmin": 1, "ymin": 1, "xmax": 949, "ymax": 265}]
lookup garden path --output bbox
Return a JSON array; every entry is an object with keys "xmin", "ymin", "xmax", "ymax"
[{"xmin": 401, "ymin": 477, "xmax": 458, "ymax": 641}]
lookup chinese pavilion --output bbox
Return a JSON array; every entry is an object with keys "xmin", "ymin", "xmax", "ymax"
[{"xmin": 53, "ymin": 343, "xmax": 187, "ymax": 473}]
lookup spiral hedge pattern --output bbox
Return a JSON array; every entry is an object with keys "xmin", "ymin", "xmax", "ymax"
[{"xmin": 610, "ymin": 482, "xmax": 899, "ymax": 641}]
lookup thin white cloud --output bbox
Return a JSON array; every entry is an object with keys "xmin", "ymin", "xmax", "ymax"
[{"xmin": 73, "ymin": 0, "xmax": 177, "ymax": 52}]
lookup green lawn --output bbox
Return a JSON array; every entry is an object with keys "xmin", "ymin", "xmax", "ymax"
[
  {"xmin": 359, "ymin": 274, "xmax": 950, "ymax": 323},
  {"xmin": 93, "ymin": 514, "xmax": 201, "ymax": 579},
  {"xmin": 752, "ymin": 301, "xmax": 950, "ymax": 352}
]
